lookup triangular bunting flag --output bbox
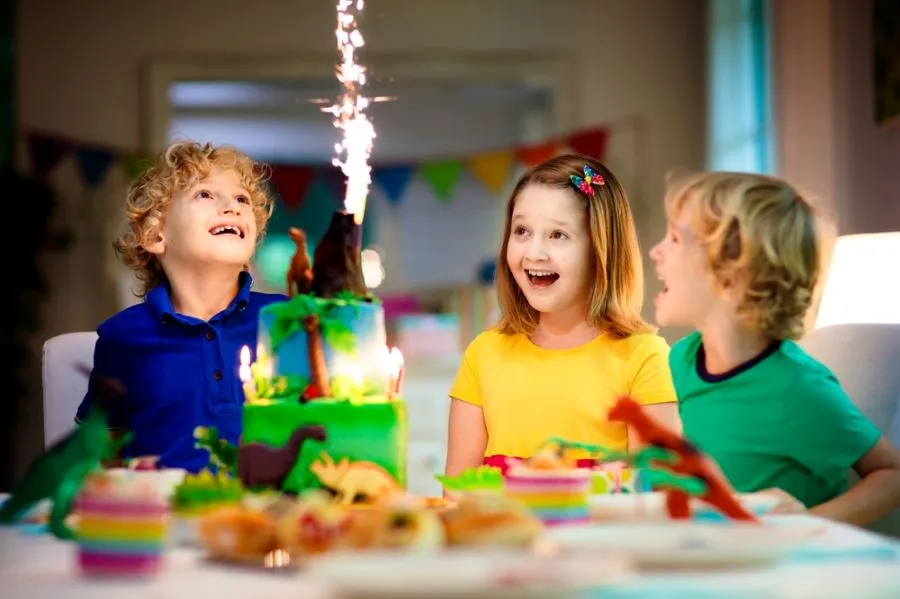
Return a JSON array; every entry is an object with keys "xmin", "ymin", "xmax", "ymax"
[
  {"xmin": 75, "ymin": 146, "xmax": 116, "ymax": 188},
  {"xmin": 467, "ymin": 150, "xmax": 514, "ymax": 194},
  {"xmin": 268, "ymin": 165, "xmax": 314, "ymax": 210},
  {"xmin": 515, "ymin": 141, "xmax": 561, "ymax": 167},
  {"xmin": 119, "ymin": 154, "xmax": 152, "ymax": 181},
  {"xmin": 318, "ymin": 166, "xmax": 348, "ymax": 207},
  {"xmin": 372, "ymin": 165, "xmax": 414, "ymax": 206},
  {"xmin": 27, "ymin": 134, "xmax": 70, "ymax": 177},
  {"xmin": 567, "ymin": 128, "xmax": 609, "ymax": 160},
  {"xmin": 421, "ymin": 160, "xmax": 464, "ymax": 203}
]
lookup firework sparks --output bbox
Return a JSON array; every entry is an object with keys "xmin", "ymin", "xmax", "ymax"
[{"xmin": 323, "ymin": 0, "xmax": 375, "ymax": 225}]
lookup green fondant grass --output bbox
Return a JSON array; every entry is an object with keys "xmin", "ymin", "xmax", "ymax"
[
  {"xmin": 242, "ymin": 396, "xmax": 408, "ymax": 493},
  {"xmin": 264, "ymin": 294, "xmax": 361, "ymax": 353}
]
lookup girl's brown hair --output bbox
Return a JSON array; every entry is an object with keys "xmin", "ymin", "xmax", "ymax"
[{"xmin": 495, "ymin": 153, "xmax": 653, "ymax": 339}]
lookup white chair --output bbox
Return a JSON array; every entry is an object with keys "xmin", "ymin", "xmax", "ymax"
[
  {"xmin": 799, "ymin": 323, "xmax": 900, "ymax": 537},
  {"xmin": 42, "ymin": 332, "xmax": 97, "ymax": 447}
]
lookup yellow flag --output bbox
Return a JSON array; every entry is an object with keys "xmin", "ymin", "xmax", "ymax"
[{"xmin": 467, "ymin": 150, "xmax": 515, "ymax": 194}]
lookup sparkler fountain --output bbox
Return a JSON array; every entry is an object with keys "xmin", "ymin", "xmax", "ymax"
[{"xmin": 309, "ymin": 0, "xmax": 376, "ymax": 299}]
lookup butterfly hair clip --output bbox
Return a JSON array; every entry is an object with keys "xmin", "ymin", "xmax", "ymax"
[{"xmin": 569, "ymin": 165, "xmax": 605, "ymax": 197}]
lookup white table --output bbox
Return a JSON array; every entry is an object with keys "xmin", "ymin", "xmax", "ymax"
[{"xmin": 1, "ymin": 515, "xmax": 898, "ymax": 599}]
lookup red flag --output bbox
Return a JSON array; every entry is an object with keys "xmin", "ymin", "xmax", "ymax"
[
  {"xmin": 515, "ymin": 141, "xmax": 561, "ymax": 167},
  {"xmin": 567, "ymin": 128, "xmax": 609, "ymax": 160},
  {"xmin": 269, "ymin": 165, "xmax": 314, "ymax": 210}
]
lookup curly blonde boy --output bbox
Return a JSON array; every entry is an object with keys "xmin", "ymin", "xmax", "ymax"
[
  {"xmin": 114, "ymin": 141, "xmax": 274, "ymax": 297},
  {"xmin": 74, "ymin": 140, "xmax": 288, "ymax": 473}
]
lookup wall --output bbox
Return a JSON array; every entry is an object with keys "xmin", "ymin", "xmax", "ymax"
[
  {"xmin": 17, "ymin": 0, "xmax": 706, "ymax": 323},
  {"xmin": 13, "ymin": 0, "xmax": 706, "ymax": 483},
  {"xmin": 773, "ymin": 0, "xmax": 900, "ymax": 235}
]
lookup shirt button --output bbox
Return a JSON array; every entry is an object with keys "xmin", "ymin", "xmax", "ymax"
[
  {"xmin": 206, "ymin": 330, "xmax": 215, "ymax": 340},
  {"xmin": 213, "ymin": 370, "xmax": 223, "ymax": 381}
]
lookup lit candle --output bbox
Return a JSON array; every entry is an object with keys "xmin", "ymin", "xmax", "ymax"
[
  {"xmin": 389, "ymin": 347, "xmax": 404, "ymax": 397},
  {"xmin": 239, "ymin": 345, "xmax": 256, "ymax": 401}
]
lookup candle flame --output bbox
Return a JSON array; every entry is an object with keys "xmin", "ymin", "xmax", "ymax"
[
  {"xmin": 325, "ymin": 0, "xmax": 375, "ymax": 225},
  {"xmin": 389, "ymin": 347, "xmax": 404, "ymax": 377},
  {"xmin": 239, "ymin": 345, "xmax": 252, "ymax": 383}
]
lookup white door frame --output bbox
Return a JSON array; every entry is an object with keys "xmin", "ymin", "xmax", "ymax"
[{"xmin": 141, "ymin": 53, "xmax": 577, "ymax": 153}]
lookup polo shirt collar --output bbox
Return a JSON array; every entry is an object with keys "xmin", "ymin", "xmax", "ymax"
[{"xmin": 146, "ymin": 271, "xmax": 253, "ymax": 325}]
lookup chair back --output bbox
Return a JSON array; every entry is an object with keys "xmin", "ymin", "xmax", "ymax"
[
  {"xmin": 42, "ymin": 332, "xmax": 97, "ymax": 447},
  {"xmin": 800, "ymin": 323, "xmax": 900, "ymax": 537}
]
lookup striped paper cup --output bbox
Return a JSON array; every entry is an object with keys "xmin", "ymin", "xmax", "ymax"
[
  {"xmin": 75, "ymin": 473, "xmax": 169, "ymax": 576},
  {"xmin": 504, "ymin": 467, "xmax": 591, "ymax": 527}
]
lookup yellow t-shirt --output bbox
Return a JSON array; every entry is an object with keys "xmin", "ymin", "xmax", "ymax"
[{"xmin": 449, "ymin": 329, "xmax": 677, "ymax": 458}]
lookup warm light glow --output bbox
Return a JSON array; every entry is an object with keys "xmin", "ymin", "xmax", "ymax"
[
  {"xmin": 239, "ymin": 345, "xmax": 252, "ymax": 383},
  {"xmin": 815, "ymin": 232, "xmax": 900, "ymax": 329},
  {"xmin": 332, "ymin": 355, "xmax": 364, "ymax": 385},
  {"xmin": 389, "ymin": 346, "xmax": 404, "ymax": 378},
  {"xmin": 386, "ymin": 346, "xmax": 404, "ymax": 396},
  {"xmin": 324, "ymin": 0, "xmax": 376, "ymax": 225},
  {"xmin": 361, "ymin": 248, "xmax": 385, "ymax": 288}
]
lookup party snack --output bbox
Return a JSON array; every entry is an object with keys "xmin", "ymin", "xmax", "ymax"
[{"xmin": 439, "ymin": 492, "xmax": 543, "ymax": 548}]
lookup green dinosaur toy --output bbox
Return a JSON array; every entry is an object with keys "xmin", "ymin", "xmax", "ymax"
[{"xmin": 0, "ymin": 368, "xmax": 131, "ymax": 540}]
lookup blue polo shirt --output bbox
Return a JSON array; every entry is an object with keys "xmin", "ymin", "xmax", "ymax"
[{"xmin": 75, "ymin": 272, "xmax": 285, "ymax": 472}]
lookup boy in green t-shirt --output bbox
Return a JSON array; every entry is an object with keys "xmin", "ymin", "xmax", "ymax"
[{"xmin": 649, "ymin": 171, "xmax": 900, "ymax": 525}]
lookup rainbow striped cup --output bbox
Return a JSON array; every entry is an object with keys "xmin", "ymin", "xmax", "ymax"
[
  {"xmin": 503, "ymin": 466, "xmax": 592, "ymax": 527},
  {"xmin": 75, "ymin": 472, "xmax": 169, "ymax": 576}
]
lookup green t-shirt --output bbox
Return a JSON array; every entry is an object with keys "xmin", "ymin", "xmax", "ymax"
[{"xmin": 671, "ymin": 331, "xmax": 881, "ymax": 508}]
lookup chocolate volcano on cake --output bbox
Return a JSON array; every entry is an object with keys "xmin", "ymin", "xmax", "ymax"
[{"xmin": 236, "ymin": 210, "xmax": 407, "ymax": 503}]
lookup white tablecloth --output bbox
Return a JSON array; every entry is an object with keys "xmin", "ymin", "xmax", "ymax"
[{"xmin": 1, "ymin": 515, "xmax": 898, "ymax": 599}]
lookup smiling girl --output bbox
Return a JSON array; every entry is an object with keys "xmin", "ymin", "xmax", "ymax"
[{"xmin": 445, "ymin": 154, "xmax": 680, "ymax": 476}]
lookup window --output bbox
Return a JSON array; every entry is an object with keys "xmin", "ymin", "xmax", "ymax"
[{"xmin": 707, "ymin": 0, "xmax": 774, "ymax": 173}]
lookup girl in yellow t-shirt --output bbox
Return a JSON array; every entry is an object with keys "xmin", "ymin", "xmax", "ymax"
[{"xmin": 446, "ymin": 154, "xmax": 679, "ymax": 476}]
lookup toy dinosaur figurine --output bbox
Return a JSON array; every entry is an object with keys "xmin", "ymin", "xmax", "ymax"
[
  {"xmin": 607, "ymin": 396, "xmax": 757, "ymax": 522},
  {"xmin": 287, "ymin": 227, "xmax": 314, "ymax": 297},
  {"xmin": 0, "ymin": 367, "xmax": 132, "ymax": 539}
]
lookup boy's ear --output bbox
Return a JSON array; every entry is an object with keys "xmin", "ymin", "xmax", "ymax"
[{"xmin": 143, "ymin": 227, "xmax": 166, "ymax": 255}]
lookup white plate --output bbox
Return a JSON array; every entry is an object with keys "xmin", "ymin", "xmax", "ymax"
[
  {"xmin": 589, "ymin": 491, "xmax": 779, "ymax": 522},
  {"xmin": 542, "ymin": 521, "xmax": 820, "ymax": 568},
  {"xmin": 308, "ymin": 549, "xmax": 633, "ymax": 599}
]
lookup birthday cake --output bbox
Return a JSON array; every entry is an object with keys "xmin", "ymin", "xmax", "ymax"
[{"xmin": 235, "ymin": 212, "xmax": 408, "ymax": 502}]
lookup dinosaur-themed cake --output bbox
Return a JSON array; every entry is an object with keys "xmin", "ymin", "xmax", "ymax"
[{"xmin": 236, "ymin": 211, "xmax": 408, "ymax": 502}]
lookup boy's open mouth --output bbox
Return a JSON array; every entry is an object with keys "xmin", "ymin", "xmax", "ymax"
[
  {"xmin": 527, "ymin": 269, "xmax": 559, "ymax": 288},
  {"xmin": 209, "ymin": 225, "xmax": 245, "ymax": 239}
]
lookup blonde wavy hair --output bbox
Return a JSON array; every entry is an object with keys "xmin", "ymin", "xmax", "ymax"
[
  {"xmin": 495, "ymin": 153, "xmax": 653, "ymax": 339},
  {"xmin": 664, "ymin": 171, "xmax": 821, "ymax": 340},
  {"xmin": 114, "ymin": 141, "xmax": 274, "ymax": 297}
]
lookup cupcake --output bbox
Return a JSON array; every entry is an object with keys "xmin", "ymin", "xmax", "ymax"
[
  {"xmin": 75, "ymin": 471, "xmax": 169, "ymax": 576},
  {"xmin": 503, "ymin": 449, "xmax": 592, "ymax": 527},
  {"xmin": 169, "ymin": 470, "xmax": 245, "ymax": 546}
]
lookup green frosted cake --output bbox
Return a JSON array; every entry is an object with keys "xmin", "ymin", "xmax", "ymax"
[{"xmin": 237, "ymin": 212, "xmax": 408, "ymax": 503}]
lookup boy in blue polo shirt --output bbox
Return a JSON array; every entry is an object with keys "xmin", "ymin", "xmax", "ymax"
[
  {"xmin": 649, "ymin": 171, "xmax": 900, "ymax": 526},
  {"xmin": 75, "ymin": 141, "xmax": 286, "ymax": 472}
]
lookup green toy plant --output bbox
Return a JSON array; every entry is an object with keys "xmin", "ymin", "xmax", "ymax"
[
  {"xmin": 435, "ymin": 466, "xmax": 504, "ymax": 493},
  {"xmin": 193, "ymin": 426, "xmax": 237, "ymax": 475},
  {"xmin": 171, "ymin": 470, "xmax": 245, "ymax": 516}
]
